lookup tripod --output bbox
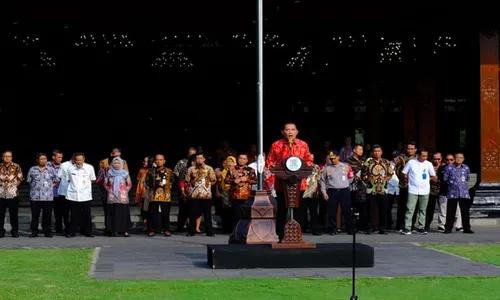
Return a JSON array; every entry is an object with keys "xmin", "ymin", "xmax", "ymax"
[{"xmin": 350, "ymin": 207, "xmax": 359, "ymax": 300}]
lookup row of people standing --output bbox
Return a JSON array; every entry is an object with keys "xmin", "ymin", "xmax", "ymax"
[{"xmin": 0, "ymin": 150, "xmax": 99, "ymax": 238}]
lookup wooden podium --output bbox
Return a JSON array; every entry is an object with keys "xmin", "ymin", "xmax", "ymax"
[{"xmin": 271, "ymin": 156, "xmax": 315, "ymax": 249}]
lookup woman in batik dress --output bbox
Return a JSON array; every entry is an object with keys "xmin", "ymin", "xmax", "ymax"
[{"xmin": 217, "ymin": 156, "xmax": 236, "ymax": 233}]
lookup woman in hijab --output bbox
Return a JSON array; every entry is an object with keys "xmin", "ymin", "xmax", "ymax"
[{"xmin": 104, "ymin": 157, "xmax": 133, "ymax": 237}]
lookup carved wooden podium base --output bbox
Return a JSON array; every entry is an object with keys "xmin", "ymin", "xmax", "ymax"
[
  {"xmin": 229, "ymin": 190, "xmax": 279, "ymax": 244},
  {"xmin": 272, "ymin": 218, "xmax": 316, "ymax": 249}
]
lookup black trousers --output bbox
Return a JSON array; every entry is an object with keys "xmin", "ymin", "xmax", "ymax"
[
  {"xmin": 148, "ymin": 202, "xmax": 171, "ymax": 232},
  {"xmin": 275, "ymin": 191, "xmax": 302, "ymax": 240},
  {"xmin": 352, "ymin": 191, "xmax": 368, "ymax": 231},
  {"xmin": 387, "ymin": 193, "xmax": 398, "ymax": 230},
  {"xmin": 230, "ymin": 199, "xmax": 245, "ymax": 230},
  {"xmin": 445, "ymin": 198, "xmax": 471, "ymax": 231},
  {"xmin": 53, "ymin": 195, "xmax": 70, "ymax": 232},
  {"xmin": 318, "ymin": 196, "xmax": 328, "ymax": 230},
  {"xmin": 0, "ymin": 197, "xmax": 19, "ymax": 234},
  {"xmin": 327, "ymin": 188, "xmax": 351, "ymax": 233},
  {"xmin": 425, "ymin": 194, "xmax": 438, "ymax": 229},
  {"xmin": 301, "ymin": 197, "xmax": 319, "ymax": 233},
  {"xmin": 30, "ymin": 201, "xmax": 53, "ymax": 233},
  {"xmin": 188, "ymin": 198, "xmax": 213, "ymax": 235},
  {"xmin": 100, "ymin": 186, "xmax": 108, "ymax": 224},
  {"xmin": 68, "ymin": 201, "xmax": 93, "ymax": 235},
  {"xmin": 396, "ymin": 188, "xmax": 408, "ymax": 231},
  {"xmin": 177, "ymin": 198, "xmax": 189, "ymax": 231},
  {"xmin": 367, "ymin": 194, "xmax": 388, "ymax": 232}
]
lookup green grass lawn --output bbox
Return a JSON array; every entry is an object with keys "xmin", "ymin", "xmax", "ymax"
[
  {"xmin": 423, "ymin": 243, "xmax": 500, "ymax": 266},
  {"xmin": 1, "ymin": 247, "xmax": 500, "ymax": 300}
]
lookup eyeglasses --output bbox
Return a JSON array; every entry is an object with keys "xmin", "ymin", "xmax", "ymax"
[{"xmin": 446, "ymin": 159, "xmax": 454, "ymax": 162}]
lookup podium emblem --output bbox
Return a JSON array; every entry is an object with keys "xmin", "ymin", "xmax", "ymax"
[{"xmin": 285, "ymin": 156, "xmax": 302, "ymax": 172}]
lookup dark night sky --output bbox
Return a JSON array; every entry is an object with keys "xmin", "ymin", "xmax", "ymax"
[{"xmin": 0, "ymin": 1, "xmax": 490, "ymax": 173}]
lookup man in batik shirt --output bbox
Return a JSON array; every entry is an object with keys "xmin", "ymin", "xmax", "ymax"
[
  {"xmin": 186, "ymin": 152, "xmax": 216, "ymax": 237},
  {"xmin": 225, "ymin": 153, "xmax": 257, "ymax": 228},
  {"xmin": 147, "ymin": 154, "xmax": 174, "ymax": 237},
  {"xmin": 346, "ymin": 144, "xmax": 367, "ymax": 231},
  {"xmin": 302, "ymin": 153, "xmax": 321, "ymax": 235},
  {"xmin": 27, "ymin": 152, "xmax": 60, "ymax": 238},
  {"xmin": 0, "ymin": 150, "xmax": 23, "ymax": 238},
  {"xmin": 266, "ymin": 122, "xmax": 313, "ymax": 241},
  {"xmin": 394, "ymin": 141, "xmax": 417, "ymax": 231},
  {"xmin": 361, "ymin": 145, "xmax": 393, "ymax": 234},
  {"xmin": 47, "ymin": 150, "xmax": 68, "ymax": 234},
  {"xmin": 174, "ymin": 146, "xmax": 197, "ymax": 231}
]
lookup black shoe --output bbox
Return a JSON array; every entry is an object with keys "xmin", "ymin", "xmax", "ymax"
[
  {"xmin": 463, "ymin": 229, "xmax": 475, "ymax": 234},
  {"xmin": 443, "ymin": 230, "xmax": 452, "ymax": 234},
  {"xmin": 186, "ymin": 233, "xmax": 195, "ymax": 237},
  {"xmin": 0, "ymin": 232, "xmax": 4, "ymax": 238},
  {"xmin": 11, "ymin": 232, "xmax": 19, "ymax": 238},
  {"xmin": 44, "ymin": 232, "xmax": 53, "ymax": 238},
  {"xmin": 65, "ymin": 233, "xmax": 76, "ymax": 238},
  {"xmin": 84, "ymin": 234, "xmax": 95, "ymax": 238},
  {"xmin": 206, "ymin": 234, "xmax": 215, "ymax": 237},
  {"xmin": 378, "ymin": 230, "xmax": 388, "ymax": 235},
  {"xmin": 29, "ymin": 232, "xmax": 39, "ymax": 238},
  {"xmin": 417, "ymin": 228, "xmax": 427, "ymax": 235},
  {"xmin": 312, "ymin": 232, "xmax": 321, "ymax": 236}
]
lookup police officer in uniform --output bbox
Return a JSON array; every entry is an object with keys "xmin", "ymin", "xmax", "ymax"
[{"xmin": 320, "ymin": 151, "xmax": 354, "ymax": 235}]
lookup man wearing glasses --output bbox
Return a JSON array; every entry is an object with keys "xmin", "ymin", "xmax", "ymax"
[
  {"xmin": 436, "ymin": 154, "xmax": 462, "ymax": 232},
  {"xmin": 426, "ymin": 152, "xmax": 444, "ymax": 231},
  {"xmin": 443, "ymin": 153, "xmax": 473, "ymax": 234}
]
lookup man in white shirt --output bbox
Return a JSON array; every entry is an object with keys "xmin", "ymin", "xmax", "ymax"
[
  {"xmin": 63, "ymin": 152, "xmax": 96, "ymax": 238},
  {"xmin": 386, "ymin": 151, "xmax": 400, "ymax": 231},
  {"xmin": 56, "ymin": 154, "xmax": 75, "ymax": 234},
  {"xmin": 401, "ymin": 149, "xmax": 436, "ymax": 235}
]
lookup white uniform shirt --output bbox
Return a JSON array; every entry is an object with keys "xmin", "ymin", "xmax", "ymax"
[
  {"xmin": 387, "ymin": 162, "xmax": 400, "ymax": 195},
  {"xmin": 64, "ymin": 163, "xmax": 96, "ymax": 202},
  {"xmin": 57, "ymin": 160, "xmax": 73, "ymax": 197},
  {"xmin": 402, "ymin": 158, "xmax": 435, "ymax": 195}
]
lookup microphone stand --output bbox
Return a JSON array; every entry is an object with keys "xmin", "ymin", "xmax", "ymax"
[{"xmin": 350, "ymin": 207, "xmax": 359, "ymax": 300}]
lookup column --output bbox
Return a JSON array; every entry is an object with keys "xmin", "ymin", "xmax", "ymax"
[
  {"xmin": 366, "ymin": 83, "xmax": 381, "ymax": 144},
  {"xmin": 403, "ymin": 86, "xmax": 417, "ymax": 142},
  {"xmin": 473, "ymin": 31, "xmax": 500, "ymax": 211},
  {"xmin": 417, "ymin": 78, "xmax": 437, "ymax": 152}
]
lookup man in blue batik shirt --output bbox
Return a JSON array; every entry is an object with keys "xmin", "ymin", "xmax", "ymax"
[{"xmin": 443, "ymin": 152, "xmax": 474, "ymax": 234}]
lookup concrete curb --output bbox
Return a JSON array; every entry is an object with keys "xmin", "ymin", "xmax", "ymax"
[{"xmin": 88, "ymin": 246, "xmax": 101, "ymax": 278}]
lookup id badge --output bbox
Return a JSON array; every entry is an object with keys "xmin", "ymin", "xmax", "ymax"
[
  {"xmin": 201, "ymin": 178, "xmax": 206, "ymax": 185},
  {"xmin": 422, "ymin": 173, "xmax": 427, "ymax": 180},
  {"xmin": 461, "ymin": 176, "xmax": 465, "ymax": 182},
  {"xmin": 342, "ymin": 175, "xmax": 346, "ymax": 181}
]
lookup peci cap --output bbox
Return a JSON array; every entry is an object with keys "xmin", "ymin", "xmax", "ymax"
[{"xmin": 328, "ymin": 150, "xmax": 339, "ymax": 159}]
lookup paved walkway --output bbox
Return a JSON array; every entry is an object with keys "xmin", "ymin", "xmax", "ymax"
[{"xmin": 2, "ymin": 227, "xmax": 500, "ymax": 280}]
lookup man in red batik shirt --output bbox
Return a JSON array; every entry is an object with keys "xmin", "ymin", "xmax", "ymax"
[{"xmin": 266, "ymin": 122, "xmax": 313, "ymax": 242}]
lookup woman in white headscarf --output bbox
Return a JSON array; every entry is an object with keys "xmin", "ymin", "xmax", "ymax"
[{"xmin": 104, "ymin": 157, "xmax": 132, "ymax": 237}]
